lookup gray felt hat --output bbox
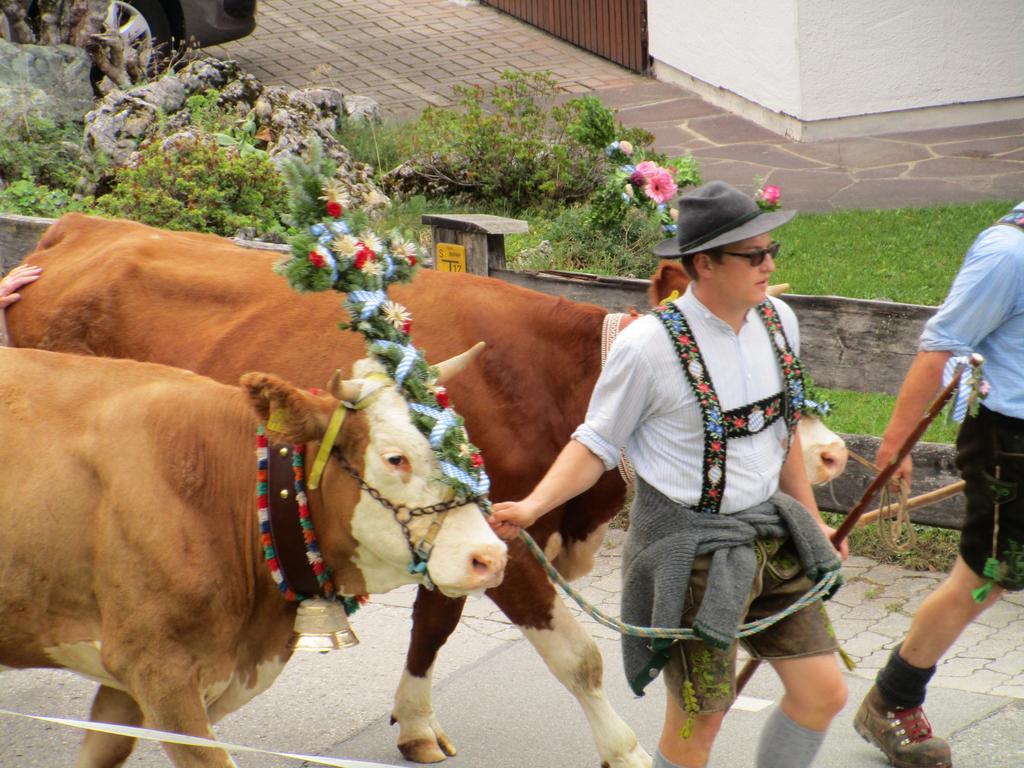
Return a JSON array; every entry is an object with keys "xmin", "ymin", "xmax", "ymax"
[{"xmin": 653, "ymin": 180, "xmax": 796, "ymax": 258}]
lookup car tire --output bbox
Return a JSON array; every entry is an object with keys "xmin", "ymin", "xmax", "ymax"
[{"xmin": 108, "ymin": 0, "xmax": 172, "ymax": 52}]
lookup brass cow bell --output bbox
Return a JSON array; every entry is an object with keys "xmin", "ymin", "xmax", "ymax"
[{"xmin": 290, "ymin": 597, "xmax": 359, "ymax": 652}]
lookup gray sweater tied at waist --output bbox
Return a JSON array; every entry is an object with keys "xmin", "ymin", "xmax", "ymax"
[{"xmin": 621, "ymin": 478, "xmax": 842, "ymax": 696}]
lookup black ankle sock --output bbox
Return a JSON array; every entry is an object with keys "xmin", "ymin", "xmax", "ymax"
[{"xmin": 876, "ymin": 645, "xmax": 936, "ymax": 709}]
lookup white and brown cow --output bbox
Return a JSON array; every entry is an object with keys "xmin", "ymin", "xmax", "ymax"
[
  {"xmin": 0, "ymin": 346, "xmax": 506, "ymax": 767},
  {"xmin": 6, "ymin": 214, "xmax": 847, "ymax": 768}
]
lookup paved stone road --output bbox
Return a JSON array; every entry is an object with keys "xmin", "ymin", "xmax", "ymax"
[{"xmin": 207, "ymin": 0, "xmax": 1024, "ymax": 211}]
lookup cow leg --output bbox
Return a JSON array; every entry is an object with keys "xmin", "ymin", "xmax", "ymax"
[
  {"xmin": 392, "ymin": 585, "xmax": 466, "ymax": 763},
  {"xmin": 496, "ymin": 552, "xmax": 651, "ymax": 768},
  {"xmin": 75, "ymin": 685, "xmax": 142, "ymax": 768},
  {"xmin": 118, "ymin": 661, "xmax": 236, "ymax": 768}
]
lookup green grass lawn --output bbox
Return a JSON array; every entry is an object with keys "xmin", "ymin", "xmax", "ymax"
[{"xmin": 775, "ymin": 200, "xmax": 1014, "ymax": 306}]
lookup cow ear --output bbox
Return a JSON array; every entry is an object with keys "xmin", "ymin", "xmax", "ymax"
[
  {"xmin": 240, "ymin": 372, "xmax": 331, "ymax": 443},
  {"xmin": 648, "ymin": 260, "xmax": 690, "ymax": 307}
]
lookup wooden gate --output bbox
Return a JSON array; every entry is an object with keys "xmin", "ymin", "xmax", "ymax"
[{"xmin": 481, "ymin": 0, "xmax": 648, "ymax": 74}]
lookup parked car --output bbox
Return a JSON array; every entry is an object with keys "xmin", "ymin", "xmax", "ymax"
[
  {"xmin": 0, "ymin": 1, "xmax": 256, "ymax": 51},
  {"xmin": 104, "ymin": 0, "xmax": 257, "ymax": 51}
]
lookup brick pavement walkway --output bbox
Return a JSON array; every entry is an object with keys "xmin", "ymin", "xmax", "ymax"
[{"xmin": 208, "ymin": 0, "xmax": 1024, "ymax": 211}]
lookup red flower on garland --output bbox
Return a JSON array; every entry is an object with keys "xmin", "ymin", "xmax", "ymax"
[
  {"xmin": 435, "ymin": 387, "xmax": 450, "ymax": 409},
  {"xmin": 354, "ymin": 244, "xmax": 376, "ymax": 269},
  {"xmin": 470, "ymin": 453, "xmax": 484, "ymax": 468},
  {"xmin": 401, "ymin": 319, "xmax": 412, "ymax": 334},
  {"xmin": 408, "ymin": 254, "xmax": 417, "ymax": 267},
  {"xmin": 325, "ymin": 200, "xmax": 343, "ymax": 218},
  {"xmin": 309, "ymin": 250, "xmax": 326, "ymax": 268}
]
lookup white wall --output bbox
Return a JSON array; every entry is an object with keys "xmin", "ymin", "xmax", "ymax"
[{"xmin": 648, "ymin": 0, "xmax": 1024, "ymax": 137}]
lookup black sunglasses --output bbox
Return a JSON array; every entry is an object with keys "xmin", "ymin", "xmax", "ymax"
[{"xmin": 720, "ymin": 241, "xmax": 780, "ymax": 267}]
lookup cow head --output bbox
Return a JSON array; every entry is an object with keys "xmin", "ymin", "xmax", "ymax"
[
  {"xmin": 242, "ymin": 357, "xmax": 507, "ymax": 599},
  {"xmin": 799, "ymin": 414, "xmax": 848, "ymax": 486}
]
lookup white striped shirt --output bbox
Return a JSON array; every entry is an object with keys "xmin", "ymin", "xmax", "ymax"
[{"xmin": 572, "ymin": 287, "xmax": 801, "ymax": 514}]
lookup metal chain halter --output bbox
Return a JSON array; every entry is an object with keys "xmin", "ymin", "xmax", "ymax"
[{"xmin": 329, "ymin": 447, "xmax": 484, "ymax": 588}]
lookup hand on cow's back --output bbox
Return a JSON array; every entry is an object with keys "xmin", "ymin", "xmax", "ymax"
[{"xmin": 0, "ymin": 264, "xmax": 42, "ymax": 309}]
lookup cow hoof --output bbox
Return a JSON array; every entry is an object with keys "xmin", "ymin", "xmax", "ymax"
[
  {"xmin": 606, "ymin": 743, "xmax": 652, "ymax": 768},
  {"xmin": 397, "ymin": 736, "xmax": 456, "ymax": 763}
]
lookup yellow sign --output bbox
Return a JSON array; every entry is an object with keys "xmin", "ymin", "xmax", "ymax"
[{"xmin": 436, "ymin": 243, "xmax": 466, "ymax": 273}]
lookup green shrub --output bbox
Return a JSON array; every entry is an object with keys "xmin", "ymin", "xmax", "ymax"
[
  {"xmin": 94, "ymin": 132, "xmax": 287, "ymax": 237},
  {"xmin": 336, "ymin": 117, "xmax": 407, "ymax": 182},
  {"xmin": 510, "ymin": 202, "xmax": 664, "ymax": 278},
  {"xmin": 0, "ymin": 116, "xmax": 84, "ymax": 192},
  {"xmin": 393, "ymin": 70, "xmax": 653, "ymax": 212},
  {"xmin": 0, "ymin": 177, "xmax": 92, "ymax": 217}
]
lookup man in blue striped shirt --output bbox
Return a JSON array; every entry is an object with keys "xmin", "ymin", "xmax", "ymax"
[{"xmin": 854, "ymin": 202, "xmax": 1024, "ymax": 768}]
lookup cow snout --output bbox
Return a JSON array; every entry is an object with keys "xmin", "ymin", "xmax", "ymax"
[
  {"xmin": 813, "ymin": 440, "xmax": 848, "ymax": 484},
  {"xmin": 469, "ymin": 543, "xmax": 507, "ymax": 590}
]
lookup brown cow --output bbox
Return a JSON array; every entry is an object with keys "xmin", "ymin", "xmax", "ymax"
[
  {"xmin": 0, "ymin": 346, "xmax": 506, "ymax": 767},
  {"xmin": 5, "ymin": 214, "xmax": 847, "ymax": 767}
]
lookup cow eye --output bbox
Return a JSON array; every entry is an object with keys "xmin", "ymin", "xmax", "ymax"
[{"xmin": 383, "ymin": 453, "xmax": 409, "ymax": 470}]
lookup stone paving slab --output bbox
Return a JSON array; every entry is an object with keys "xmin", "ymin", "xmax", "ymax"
[
  {"xmin": 4, "ymin": 529, "xmax": 1024, "ymax": 765},
  {"xmin": 207, "ymin": 0, "xmax": 1024, "ymax": 212}
]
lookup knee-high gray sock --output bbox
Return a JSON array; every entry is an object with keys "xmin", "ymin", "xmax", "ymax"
[
  {"xmin": 653, "ymin": 748, "xmax": 699, "ymax": 768},
  {"xmin": 756, "ymin": 707, "xmax": 826, "ymax": 768}
]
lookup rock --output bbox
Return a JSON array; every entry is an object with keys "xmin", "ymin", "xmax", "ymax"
[
  {"xmin": 0, "ymin": 39, "xmax": 93, "ymax": 125},
  {"xmin": 343, "ymin": 95, "xmax": 381, "ymax": 123},
  {"xmin": 77, "ymin": 53, "xmax": 389, "ymax": 216}
]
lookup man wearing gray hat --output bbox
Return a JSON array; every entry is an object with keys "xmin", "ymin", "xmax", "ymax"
[{"xmin": 490, "ymin": 180, "xmax": 848, "ymax": 768}]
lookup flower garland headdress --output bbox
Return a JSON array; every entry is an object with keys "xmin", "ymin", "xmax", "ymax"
[{"xmin": 276, "ymin": 141, "xmax": 490, "ymax": 503}]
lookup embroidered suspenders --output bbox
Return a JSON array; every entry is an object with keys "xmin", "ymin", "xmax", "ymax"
[{"xmin": 651, "ymin": 301, "xmax": 806, "ymax": 515}]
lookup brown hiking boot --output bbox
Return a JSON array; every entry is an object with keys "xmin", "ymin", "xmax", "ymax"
[{"xmin": 854, "ymin": 686, "xmax": 952, "ymax": 767}]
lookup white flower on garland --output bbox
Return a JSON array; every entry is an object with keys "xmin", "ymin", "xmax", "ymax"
[
  {"xmin": 359, "ymin": 231, "xmax": 384, "ymax": 255},
  {"xmin": 332, "ymin": 234, "xmax": 359, "ymax": 258},
  {"xmin": 360, "ymin": 258, "xmax": 383, "ymax": 277},
  {"xmin": 392, "ymin": 238, "xmax": 417, "ymax": 261},
  {"xmin": 381, "ymin": 300, "xmax": 412, "ymax": 331},
  {"xmin": 319, "ymin": 179, "xmax": 350, "ymax": 207}
]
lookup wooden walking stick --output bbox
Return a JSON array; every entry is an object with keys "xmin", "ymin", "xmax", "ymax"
[
  {"xmin": 856, "ymin": 480, "xmax": 966, "ymax": 528},
  {"xmin": 733, "ymin": 355, "xmax": 980, "ymax": 695}
]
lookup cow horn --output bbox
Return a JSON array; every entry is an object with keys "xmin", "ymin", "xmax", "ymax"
[
  {"xmin": 767, "ymin": 282, "xmax": 790, "ymax": 297},
  {"xmin": 434, "ymin": 341, "xmax": 486, "ymax": 384},
  {"xmin": 327, "ymin": 370, "xmax": 363, "ymax": 403}
]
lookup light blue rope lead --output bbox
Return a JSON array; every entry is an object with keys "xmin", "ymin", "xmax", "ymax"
[{"xmin": 517, "ymin": 529, "xmax": 841, "ymax": 640}]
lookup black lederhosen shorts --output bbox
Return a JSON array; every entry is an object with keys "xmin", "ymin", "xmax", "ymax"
[{"xmin": 956, "ymin": 406, "xmax": 1024, "ymax": 591}]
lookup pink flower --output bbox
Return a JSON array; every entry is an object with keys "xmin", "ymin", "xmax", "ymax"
[
  {"xmin": 643, "ymin": 168, "xmax": 678, "ymax": 204},
  {"xmin": 633, "ymin": 160, "xmax": 659, "ymax": 181},
  {"xmin": 756, "ymin": 185, "xmax": 781, "ymax": 209}
]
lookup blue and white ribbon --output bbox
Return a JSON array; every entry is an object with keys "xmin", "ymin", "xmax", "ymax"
[
  {"xmin": 310, "ymin": 223, "xmax": 332, "ymax": 245},
  {"xmin": 372, "ymin": 340, "xmax": 419, "ymax": 385},
  {"xmin": 440, "ymin": 461, "xmax": 490, "ymax": 496},
  {"xmin": 408, "ymin": 403, "xmax": 459, "ymax": 449},
  {"xmin": 802, "ymin": 398, "xmax": 831, "ymax": 419},
  {"xmin": 383, "ymin": 253, "xmax": 396, "ymax": 280},
  {"xmin": 943, "ymin": 355, "xmax": 985, "ymax": 423},
  {"xmin": 349, "ymin": 289, "xmax": 388, "ymax": 320}
]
